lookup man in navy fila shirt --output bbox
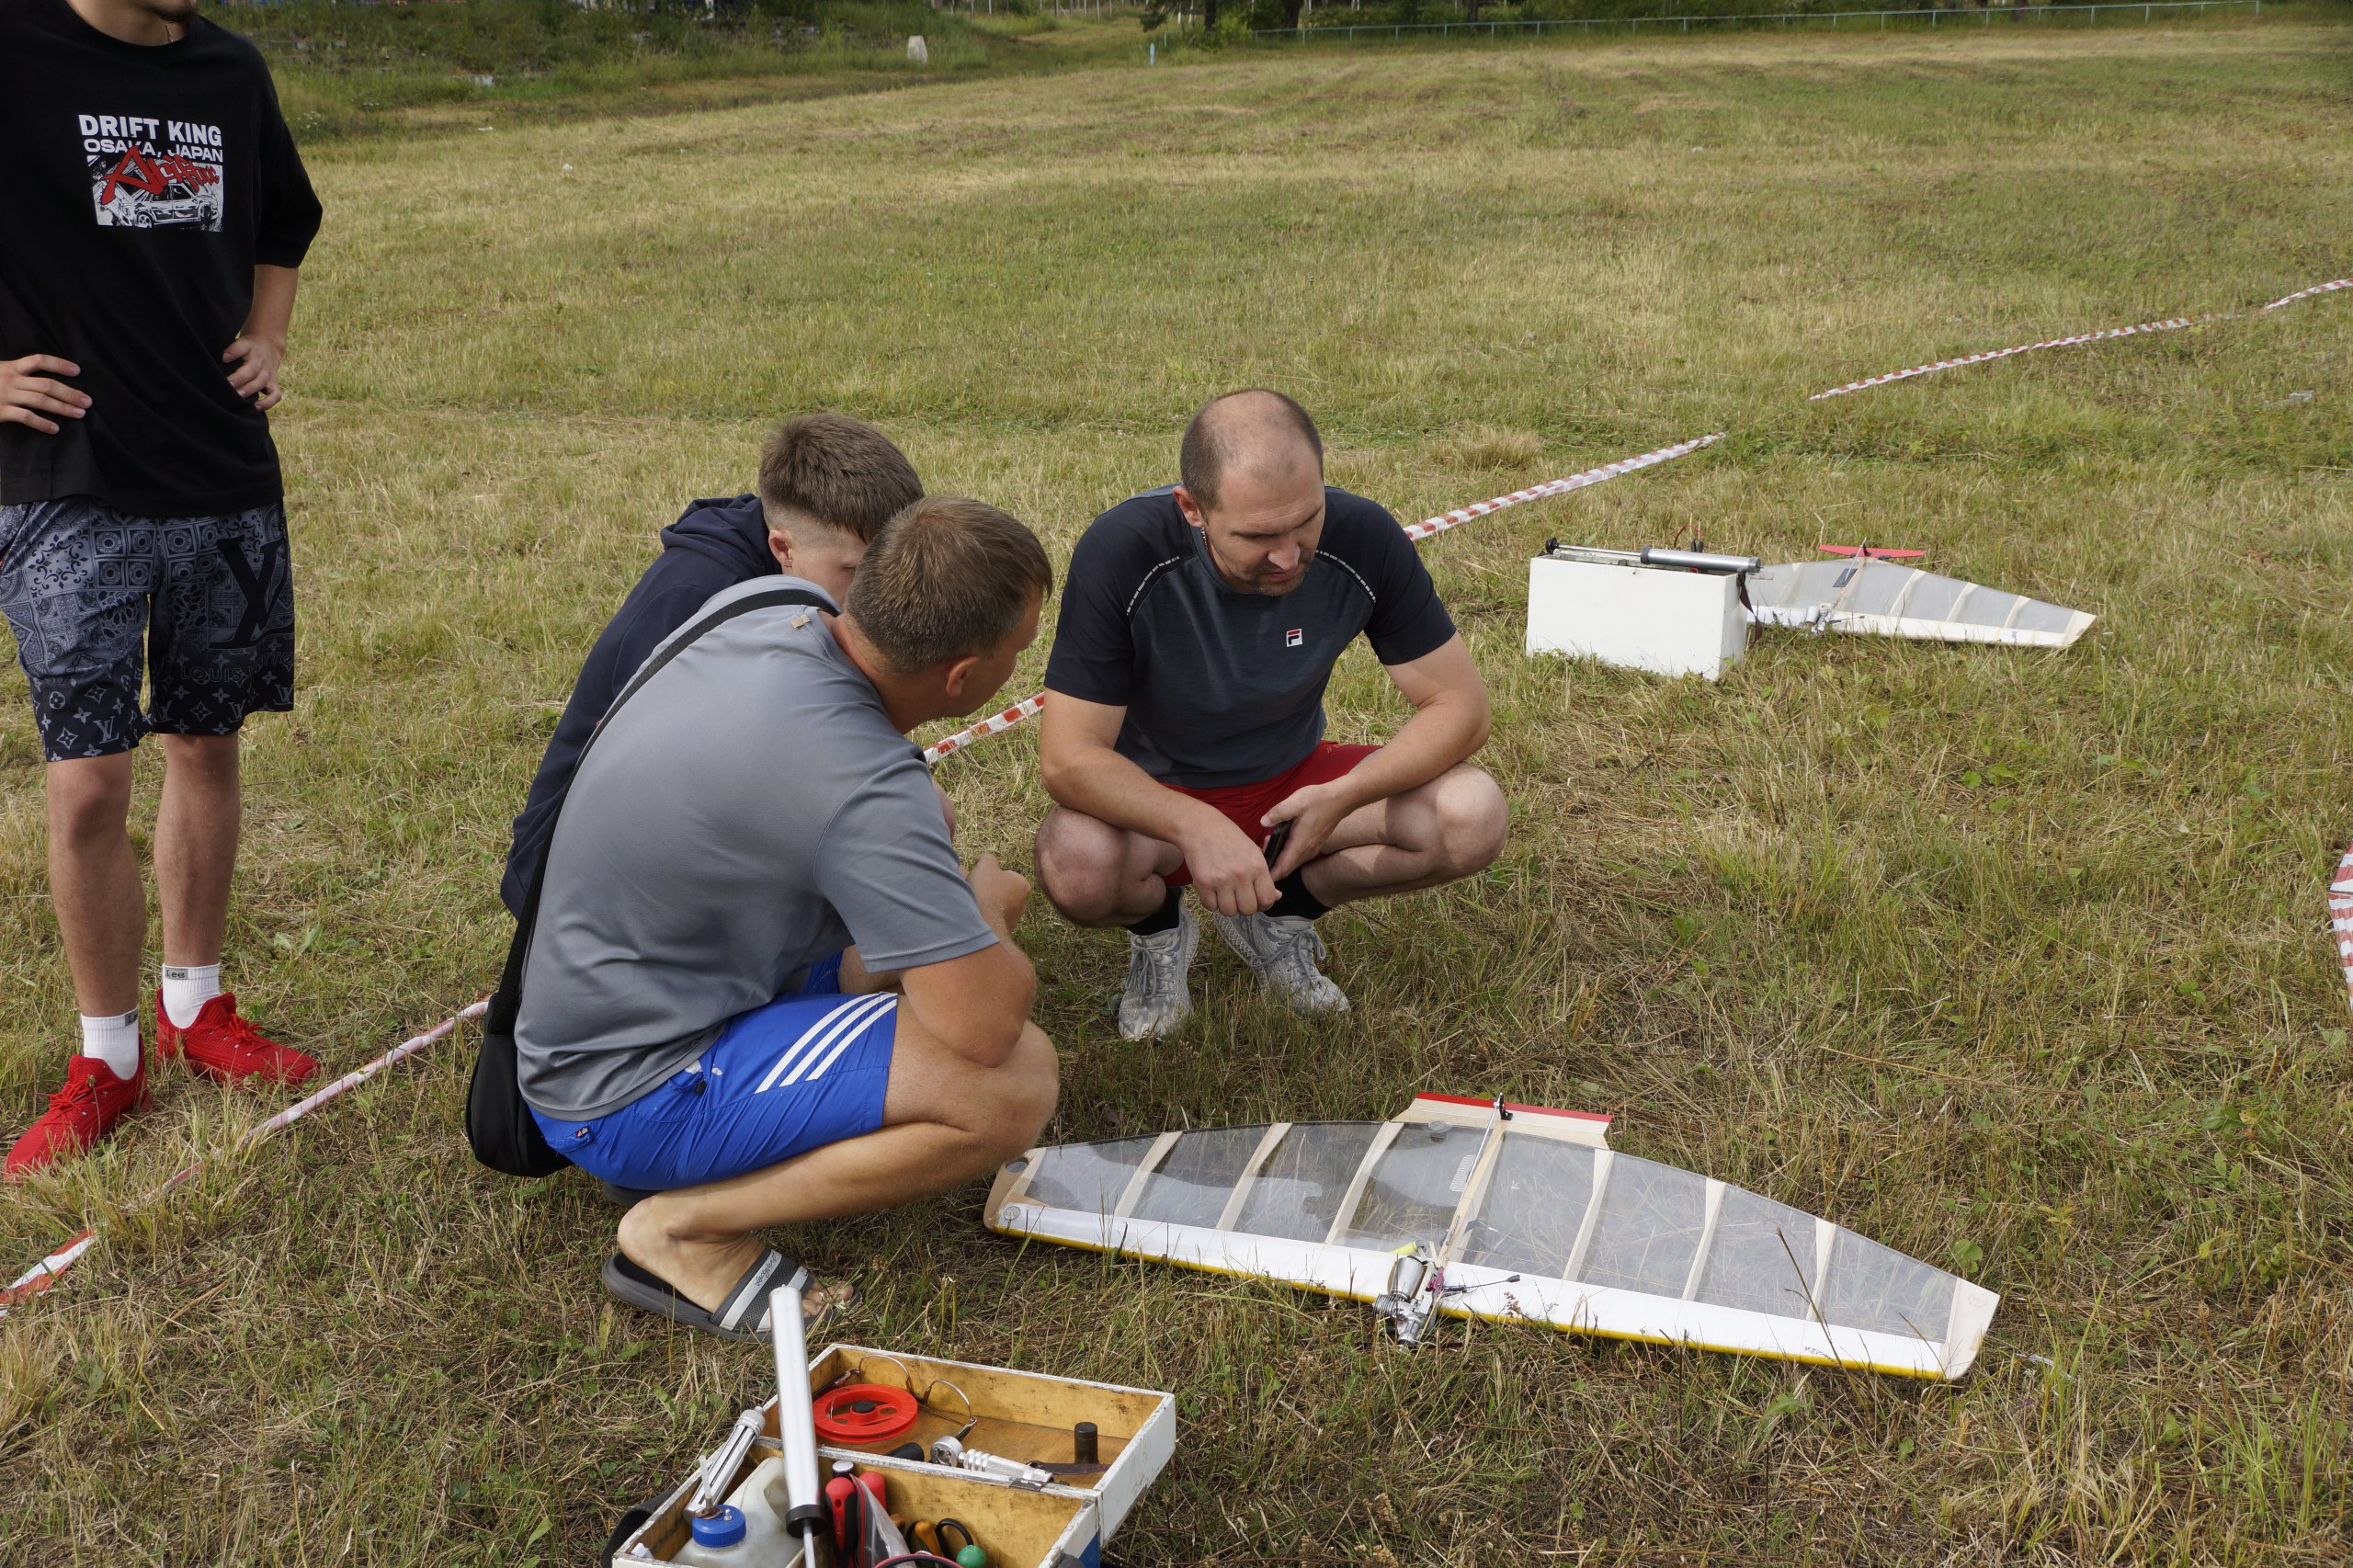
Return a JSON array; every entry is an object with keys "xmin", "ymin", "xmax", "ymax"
[
  {"xmin": 1035, "ymin": 390, "xmax": 1507, "ymax": 1038},
  {"xmin": 0, "ymin": 0, "xmax": 323, "ymax": 1175}
]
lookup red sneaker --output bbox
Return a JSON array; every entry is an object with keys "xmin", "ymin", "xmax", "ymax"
[
  {"xmin": 5, "ymin": 1052, "xmax": 150, "ymax": 1179},
  {"xmin": 154, "ymin": 991, "xmax": 318, "ymax": 1088}
]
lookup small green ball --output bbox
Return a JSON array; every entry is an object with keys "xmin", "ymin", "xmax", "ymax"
[{"xmin": 955, "ymin": 1546, "xmax": 988, "ymax": 1568}]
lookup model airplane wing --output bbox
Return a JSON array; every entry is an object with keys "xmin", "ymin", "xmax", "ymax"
[
  {"xmin": 985, "ymin": 1095, "xmax": 1999, "ymax": 1381},
  {"xmin": 1745, "ymin": 559, "xmax": 2094, "ymax": 648}
]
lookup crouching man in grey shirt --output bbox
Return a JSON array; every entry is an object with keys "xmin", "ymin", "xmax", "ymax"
[{"xmin": 515, "ymin": 497, "xmax": 1056, "ymax": 1340}]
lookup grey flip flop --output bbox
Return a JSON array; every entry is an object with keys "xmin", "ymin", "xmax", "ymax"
[{"xmin": 601, "ymin": 1249, "xmax": 852, "ymax": 1343}]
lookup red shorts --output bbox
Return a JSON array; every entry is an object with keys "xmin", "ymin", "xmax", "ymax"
[{"xmin": 1163, "ymin": 742, "xmax": 1378, "ymax": 887}]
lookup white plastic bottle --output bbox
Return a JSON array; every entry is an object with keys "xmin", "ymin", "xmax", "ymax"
[{"xmin": 669, "ymin": 1458, "xmax": 801, "ymax": 1567}]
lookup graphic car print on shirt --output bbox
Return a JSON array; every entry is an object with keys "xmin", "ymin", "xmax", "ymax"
[{"xmin": 80, "ymin": 113, "xmax": 226, "ymax": 232}]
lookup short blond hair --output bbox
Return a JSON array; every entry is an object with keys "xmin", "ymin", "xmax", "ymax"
[{"xmin": 846, "ymin": 497, "xmax": 1052, "ymax": 673}]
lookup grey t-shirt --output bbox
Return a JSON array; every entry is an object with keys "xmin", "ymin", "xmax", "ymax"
[{"xmin": 515, "ymin": 577, "xmax": 999, "ymax": 1120}]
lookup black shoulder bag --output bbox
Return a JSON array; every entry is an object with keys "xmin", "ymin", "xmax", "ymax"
[{"xmin": 465, "ymin": 585, "xmax": 836, "ymax": 1177}]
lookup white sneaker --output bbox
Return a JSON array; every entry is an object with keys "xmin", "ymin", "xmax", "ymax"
[
  {"xmin": 1119, "ymin": 902, "xmax": 1199, "ymax": 1040},
  {"xmin": 1211, "ymin": 910, "xmax": 1349, "ymax": 1016}
]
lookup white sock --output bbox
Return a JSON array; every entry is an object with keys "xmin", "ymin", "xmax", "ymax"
[
  {"xmin": 79, "ymin": 1011, "xmax": 142, "ymax": 1078},
  {"xmin": 161, "ymin": 963, "xmax": 223, "ymax": 1029}
]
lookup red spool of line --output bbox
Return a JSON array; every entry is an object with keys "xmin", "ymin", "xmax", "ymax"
[{"xmin": 813, "ymin": 1383, "xmax": 920, "ymax": 1445}]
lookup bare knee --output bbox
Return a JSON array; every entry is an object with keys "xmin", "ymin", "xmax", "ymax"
[
  {"xmin": 1434, "ymin": 767, "xmax": 1508, "ymax": 878},
  {"xmin": 46, "ymin": 756, "xmax": 134, "ymax": 846},
  {"xmin": 984, "ymin": 1023, "xmax": 1060, "ymax": 1161},
  {"xmin": 156, "ymin": 732, "xmax": 240, "ymax": 781},
  {"xmin": 1033, "ymin": 810, "xmax": 1131, "ymax": 926}
]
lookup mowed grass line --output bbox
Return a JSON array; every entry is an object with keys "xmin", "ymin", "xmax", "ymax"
[{"xmin": 3, "ymin": 17, "xmax": 2350, "ymax": 1564}]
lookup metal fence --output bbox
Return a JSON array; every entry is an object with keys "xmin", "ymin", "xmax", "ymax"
[{"xmin": 1253, "ymin": 0, "xmax": 2256, "ymax": 41}]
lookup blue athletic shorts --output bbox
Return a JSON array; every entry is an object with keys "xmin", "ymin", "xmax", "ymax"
[{"xmin": 529, "ymin": 954, "xmax": 898, "ymax": 1192}]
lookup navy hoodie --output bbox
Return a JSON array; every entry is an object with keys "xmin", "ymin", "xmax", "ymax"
[{"xmin": 502, "ymin": 494, "xmax": 818, "ymax": 914}]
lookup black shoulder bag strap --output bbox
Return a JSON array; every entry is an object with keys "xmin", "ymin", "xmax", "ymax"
[{"xmin": 465, "ymin": 585, "xmax": 837, "ymax": 1177}]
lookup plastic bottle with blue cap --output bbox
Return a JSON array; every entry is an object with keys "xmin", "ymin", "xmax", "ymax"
[{"xmin": 670, "ymin": 1456, "xmax": 801, "ymax": 1565}]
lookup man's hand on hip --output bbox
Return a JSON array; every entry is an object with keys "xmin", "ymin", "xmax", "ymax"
[
  {"xmin": 1262, "ymin": 778, "xmax": 1359, "ymax": 881},
  {"xmin": 0, "ymin": 354, "xmax": 89, "ymax": 435},
  {"xmin": 222, "ymin": 333, "xmax": 286, "ymax": 411},
  {"xmin": 968, "ymin": 852, "xmax": 1032, "ymax": 939},
  {"xmin": 1179, "ymin": 812, "xmax": 1279, "ymax": 918}
]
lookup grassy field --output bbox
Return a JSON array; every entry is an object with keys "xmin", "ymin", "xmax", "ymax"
[
  {"xmin": 246, "ymin": 0, "xmax": 1096, "ymax": 142},
  {"xmin": 5, "ymin": 10, "xmax": 2352, "ymax": 1563}
]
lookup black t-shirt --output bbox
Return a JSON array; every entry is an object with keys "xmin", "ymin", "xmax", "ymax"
[
  {"xmin": 0, "ymin": 0, "xmax": 322, "ymax": 515},
  {"xmin": 1043, "ymin": 485, "xmax": 1458, "ymax": 789}
]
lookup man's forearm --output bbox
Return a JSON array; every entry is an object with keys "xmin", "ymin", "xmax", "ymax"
[
  {"xmin": 1329, "ymin": 691, "xmax": 1490, "ymax": 812},
  {"xmin": 244, "ymin": 264, "xmax": 300, "ymax": 347},
  {"xmin": 1045, "ymin": 744, "xmax": 1229, "ymax": 850}
]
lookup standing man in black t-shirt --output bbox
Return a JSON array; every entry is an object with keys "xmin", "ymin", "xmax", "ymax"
[
  {"xmin": 1035, "ymin": 390, "xmax": 1508, "ymax": 1039},
  {"xmin": 0, "ymin": 0, "xmax": 324, "ymax": 1176}
]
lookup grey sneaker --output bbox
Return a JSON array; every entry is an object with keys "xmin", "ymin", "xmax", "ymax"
[
  {"xmin": 1210, "ymin": 910, "xmax": 1349, "ymax": 1016},
  {"xmin": 1119, "ymin": 902, "xmax": 1199, "ymax": 1040}
]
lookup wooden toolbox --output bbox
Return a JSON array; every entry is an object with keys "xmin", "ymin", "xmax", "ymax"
[{"xmin": 610, "ymin": 1344, "xmax": 1175, "ymax": 1568}]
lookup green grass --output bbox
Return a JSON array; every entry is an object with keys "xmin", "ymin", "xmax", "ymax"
[
  {"xmin": 236, "ymin": 0, "xmax": 1149, "ymax": 142},
  {"xmin": 5, "ymin": 11, "xmax": 2353, "ymax": 1563}
]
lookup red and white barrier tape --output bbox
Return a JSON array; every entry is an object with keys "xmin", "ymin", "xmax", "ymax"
[
  {"xmin": 1808, "ymin": 314, "xmax": 2211, "ymax": 402},
  {"xmin": 917, "ymin": 432, "xmax": 1728, "ymax": 765},
  {"xmin": 0, "ymin": 999, "xmax": 489, "ymax": 1316},
  {"xmin": 922, "ymin": 693, "xmax": 1048, "ymax": 767},
  {"xmin": 1401, "ymin": 432, "xmax": 1724, "ymax": 542},
  {"xmin": 2263, "ymin": 278, "xmax": 2353, "ymax": 312},
  {"xmin": 1810, "ymin": 276, "xmax": 2352, "ymax": 403},
  {"xmin": 2330, "ymin": 835, "xmax": 2353, "ymax": 1021}
]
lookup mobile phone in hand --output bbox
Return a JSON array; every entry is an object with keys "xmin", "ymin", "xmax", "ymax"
[{"xmin": 1262, "ymin": 820, "xmax": 1292, "ymax": 869}]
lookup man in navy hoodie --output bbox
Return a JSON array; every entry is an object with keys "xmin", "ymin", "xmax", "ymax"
[{"xmin": 503, "ymin": 415, "xmax": 924, "ymax": 915}]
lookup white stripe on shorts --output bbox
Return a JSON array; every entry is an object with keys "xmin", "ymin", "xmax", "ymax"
[
  {"xmin": 755, "ymin": 992, "xmax": 896, "ymax": 1094},
  {"xmin": 793, "ymin": 994, "xmax": 898, "ymax": 1086}
]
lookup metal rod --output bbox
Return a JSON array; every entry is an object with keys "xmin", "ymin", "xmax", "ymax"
[
  {"xmin": 1639, "ymin": 546, "xmax": 1762, "ymax": 574},
  {"xmin": 767, "ymin": 1283, "xmax": 826, "ymax": 1537}
]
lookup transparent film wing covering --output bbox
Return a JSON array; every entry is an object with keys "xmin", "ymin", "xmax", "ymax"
[
  {"xmin": 1338, "ymin": 1123, "xmax": 1483, "ymax": 1251},
  {"xmin": 1694, "ymin": 1187, "xmax": 1820, "ymax": 1319},
  {"xmin": 1018, "ymin": 1135, "xmax": 1162, "ymax": 1216},
  {"xmin": 1576, "ymin": 1155, "xmax": 1711, "ymax": 1297},
  {"xmin": 1131, "ymin": 1126, "xmax": 1269, "ymax": 1228},
  {"xmin": 1233, "ymin": 1122, "xmax": 1383, "ymax": 1243},
  {"xmin": 993, "ymin": 1113, "xmax": 1995, "ymax": 1380},
  {"xmin": 1459, "ymin": 1133, "xmax": 1596, "ymax": 1277},
  {"xmin": 1818, "ymin": 1228, "xmax": 1961, "ymax": 1340}
]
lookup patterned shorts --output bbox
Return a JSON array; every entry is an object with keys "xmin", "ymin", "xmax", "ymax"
[{"xmin": 0, "ymin": 496, "xmax": 296, "ymax": 761}]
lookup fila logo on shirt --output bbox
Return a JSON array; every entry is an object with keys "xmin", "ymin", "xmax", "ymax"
[
  {"xmin": 77, "ymin": 113, "xmax": 227, "ymax": 233},
  {"xmin": 1284, "ymin": 628, "xmax": 1304, "ymax": 648}
]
